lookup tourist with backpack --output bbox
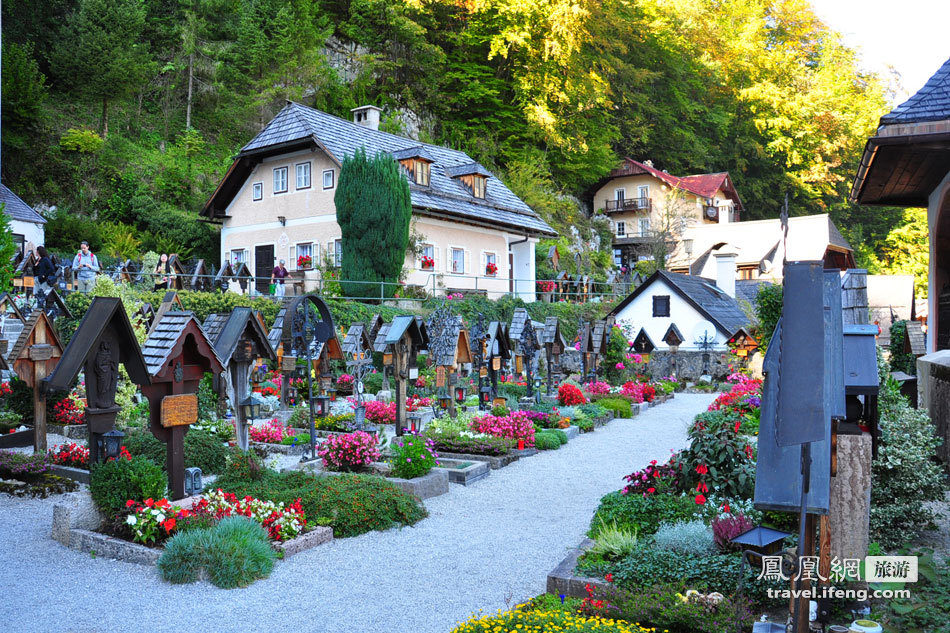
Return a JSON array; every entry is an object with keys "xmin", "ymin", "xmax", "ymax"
[{"xmin": 71, "ymin": 240, "xmax": 100, "ymax": 293}]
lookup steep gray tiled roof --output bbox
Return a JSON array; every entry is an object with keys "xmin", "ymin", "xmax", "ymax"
[
  {"xmin": 444, "ymin": 163, "xmax": 492, "ymax": 178},
  {"xmin": 0, "ymin": 184, "xmax": 46, "ymax": 224},
  {"xmin": 391, "ymin": 146, "xmax": 435, "ymax": 162},
  {"xmin": 239, "ymin": 103, "xmax": 556, "ymax": 236},
  {"xmin": 735, "ymin": 279, "xmax": 772, "ymax": 306},
  {"xmin": 143, "ymin": 312, "xmax": 197, "ymax": 376},
  {"xmin": 202, "ymin": 313, "xmax": 229, "ymax": 346},
  {"xmin": 881, "ymin": 57, "xmax": 950, "ymax": 124}
]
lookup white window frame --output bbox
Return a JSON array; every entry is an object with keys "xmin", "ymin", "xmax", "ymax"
[
  {"xmin": 231, "ymin": 248, "xmax": 248, "ymax": 264},
  {"xmin": 637, "ymin": 185, "xmax": 649, "ymax": 200},
  {"xmin": 419, "ymin": 243, "xmax": 436, "ymax": 270},
  {"xmin": 614, "ymin": 188, "xmax": 625, "ymax": 201},
  {"xmin": 322, "ymin": 169, "xmax": 334, "ymax": 190},
  {"xmin": 334, "ymin": 239, "xmax": 343, "ymax": 268},
  {"xmin": 450, "ymin": 246, "xmax": 465, "ymax": 274},
  {"xmin": 638, "ymin": 217, "xmax": 651, "ymax": 237},
  {"xmin": 616, "ymin": 221, "xmax": 625, "ymax": 237},
  {"xmin": 415, "ymin": 160, "xmax": 430, "ymax": 186},
  {"xmin": 472, "ymin": 175, "xmax": 486, "ymax": 198},
  {"xmin": 252, "ymin": 182, "xmax": 263, "ymax": 201},
  {"xmin": 295, "ymin": 162, "xmax": 311, "ymax": 190},
  {"xmin": 273, "ymin": 167, "xmax": 288, "ymax": 194},
  {"xmin": 294, "ymin": 242, "xmax": 314, "ymax": 270},
  {"xmin": 483, "ymin": 251, "xmax": 498, "ymax": 276}
]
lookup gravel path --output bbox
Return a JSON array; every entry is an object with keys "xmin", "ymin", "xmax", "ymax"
[{"xmin": 0, "ymin": 394, "xmax": 715, "ymax": 633}]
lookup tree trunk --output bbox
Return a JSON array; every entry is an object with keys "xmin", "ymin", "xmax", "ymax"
[
  {"xmin": 101, "ymin": 98, "xmax": 109, "ymax": 137},
  {"xmin": 186, "ymin": 52, "xmax": 194, "ymax": 129}
]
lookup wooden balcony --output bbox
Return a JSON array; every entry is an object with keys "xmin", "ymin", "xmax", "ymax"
[{"xmin": 604, "ymin": 197, "xmax": 652, "ymax": 214}]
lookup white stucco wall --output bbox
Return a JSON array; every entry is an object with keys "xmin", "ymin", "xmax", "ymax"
[
  {"xmin": 9, "ymin": 219, "xmax": 45, "ymax": 252},
  {"xmin": 613, "ymin": 278, "xmax": 730, "ymax": 351}
]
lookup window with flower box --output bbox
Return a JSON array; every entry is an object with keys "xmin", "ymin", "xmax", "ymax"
[
  {"xmin": 483, "ymin": 251, "xmax": 498, "ymax": 276},
  {"xmin": 420, "ymin": 244, "xmax": 436, "ymax": 270},
  {"xmin": 294, "ymin": 243, "xmax": 314, "ymax": 270}
]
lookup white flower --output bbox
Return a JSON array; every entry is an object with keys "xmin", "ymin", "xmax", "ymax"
[
  {"xmin": 155, "ymin": 513, "xmax": 166, "ymax": 523},
  {"xmin": 126, "ymin": 515, "xmax": 137, "ymax": 525}
]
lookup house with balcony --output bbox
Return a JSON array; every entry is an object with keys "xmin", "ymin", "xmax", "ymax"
[
  {"xmin": 586, "ymin": 158, "xmax": 744, "ymax": 269},
  {"xmin": 201, "ymin": 102, "xmax": 556, "ymax": 299}
]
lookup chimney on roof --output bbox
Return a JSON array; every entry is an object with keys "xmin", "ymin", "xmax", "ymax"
[
  {"xmin": 643, "ymin": 159, "xmax": 654, "ymax": 167},
  {"xmin": 350, "ymin": 105, "xmax": 382, "ymax": 131},
  {"xmin": 713, "ymin": 250, "xmax": 737, "ymax": 298}
]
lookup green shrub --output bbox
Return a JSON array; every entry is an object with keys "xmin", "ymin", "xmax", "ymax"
[
  {"xmin": 389, "ymin": 434, "xmax": 437, "ymax": 479},
  {"xmin": 491, "ymin": 404, "xmax": 510, "ymax": 417},
  {"xmin": 361, "ymin": 371, "xmax": 384, "ymax": 395},
  {"xmin": 214, "ymin": 469, "xmax": 426, "ymax": 538},
  {"xmin": 121, "ymin": 428, "xmax": 228, "ymax": 474},
  {"xmin": 157, "ymin": 516, "xmax": 275, "ymax": 588},
  {"xmin": 575, "ymin": 417, "xmax": 594, "ymax": 432},
  {"xmin": 89, "ymin": 456, "xmax": 166, "ymax": 516},
  {"xmin": 222, "ymin": 448, "xmax": 265, "ymax": 481},
  {"xmin": 552, "ymin": 429, "xmax": 568, "ymax": 444},
  {"xmin": 588, "ymin": 519, "xmax": 638, "ymax": 560},
  {"xmin": 671, "ymin": 421, "xmax": 756, "ymax": 500},
  {"xmin": 578, "ymin": 403, "xmax": 608, "ymax": 419},
  {"xmin": 871, "ymin": 393, "xmax": 945, "ymax": 548},
  {"xmin": 589, "ymin": 491, "xmax": 697, "ymax": 538},
  {"xmin": 535, "ymin": 431, "xmax": 561, "ymax": 450},
  {"xmin": 281, "ymin": 432, "xmax": 310, "ymax": 445},
  {"xmin": 596, "ymin": 397, "xmax": 632, "ymax": 418},
  {"xmin": 652, "ymin": 520, "xmax": 715, "ymax": 556}
]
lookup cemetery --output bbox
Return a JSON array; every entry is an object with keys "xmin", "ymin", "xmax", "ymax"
[{"xmin": 0, "ymin": 258, "xmax": 944, "ymax": 633}]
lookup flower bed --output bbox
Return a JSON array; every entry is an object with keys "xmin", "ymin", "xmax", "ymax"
[
  {"xmin": 470, "ymin": 411, "xmax": 535, "ymax": 448},
  {"xmin": 317, "ymin": 431, "xmax": 381, "ymax": 471}
]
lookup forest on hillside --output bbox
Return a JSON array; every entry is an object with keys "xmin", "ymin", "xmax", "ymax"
[{"xmin": 0, "ymin": 0, "xmax": 925, "ymax": 288}]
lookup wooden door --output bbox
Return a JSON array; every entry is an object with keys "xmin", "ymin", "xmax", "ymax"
[{"xmin": 255, "ymin": 245, "xmax": 274, "ymax": 295}]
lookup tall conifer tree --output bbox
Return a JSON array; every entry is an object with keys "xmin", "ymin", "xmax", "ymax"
[{"xmin": 335, "ymin": 147, "xmax": 412, "ymax": 299}]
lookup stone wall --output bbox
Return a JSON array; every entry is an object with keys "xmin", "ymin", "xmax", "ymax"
[
  {"xmin": 645, "ymin": 350, "xmax": 732, "ymax": 381},
  {"xmin": 918, "ymin": 350, "xmax": 950, "ymax": 463}
]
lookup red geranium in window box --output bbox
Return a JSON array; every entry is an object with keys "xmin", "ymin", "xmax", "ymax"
[
  {"xmin": 485, "ymin": 262, "xmax": 498, "ymax": 276},
  {"xmin": 421, "ymin": 255, "xmax": 434, "ymax": 269},
  {"xmin": 297, "ymin": 254, "xmax": 313, "ymax": 269}
]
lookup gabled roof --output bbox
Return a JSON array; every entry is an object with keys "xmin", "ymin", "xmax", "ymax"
[
  {"xmin": 608, "ymin": 270, "xmax": 750, "ymax": 338},
  {"xmin": 9, "ymin": 310, "xmax": 63, "ymax": 364},
  {"xmin": 509, "ymin": 308, "xmax": 530, "ymax": 344},
  {"xmin": 213, "ymin": 307, "xmax": 276, "ymax": 365},
  {"xmin": 45, "ymin": 297, "xmax": 151, "ymax": 391},
  {"xmin": 486, "ymin": 321, "xmax": 511, "ymax": 359},
  {"xmin": 384, "ymin": 315, "xmax": 427, "ymax": 349},
  {"xmin": 42, "ymin": 289, "xmax": 72, "ymax": 319},
  {"xmin": 142, "ymin": 311, "xmax": 224, "ymax": 377},
  {"xmin": 341, "ymin": 323, "xmax": 373, "ymax": 356},
  {"xmin": 0, "ymin": 293, "xmax": 25, "ymax": 322},
  {"xmin": 444, "ymin": 163, "xmax": 492, "ymax": 178},
  {"xmin": 590, "ymin": 158, "xmax": 744, "ymax": 212},
  {"xmin": 373, "ymin": 322, "xmax": 392, "ymax": 353},
  {"xmin": 267, "ymin": 305, "xmax": 288, "ymax": 351},
  {"xmin": 735, "ymin": 279, "xmax": 772, "ymax": 306},
  {"xmin": 541, "ymin": 317, "xmax": 566, "ymax": 350},
  {"xmin": 632, "ymin": 328, "xmax": 656, "ymax": 353},
  {"xmin": 0, "ymin": 184, "xmax": 46, "ymax": 224},
  {"xmin": 202, "ymin": 313, "xmax": 230, "ymax": 346},
  {"xmin": 881, "ymin": 57, "xmax": 950, "ymax": 124},
  {"xmin": 667, "ymin": 214, "xmax": 853, "ymax": 274},
  {"xmin": 391, "ymin": 146, "xmax": 435, "ymax": 162},
  {"xmin": 662, "ymin": 323, "xmax": 685, "ymax": 346},
  {"xmin": 904, "ymin": 320, "xmax": 927, "ymax": 356},
  {"xmin": 201, "ymin": 102, "xmax": 555, "ymax": 237}
]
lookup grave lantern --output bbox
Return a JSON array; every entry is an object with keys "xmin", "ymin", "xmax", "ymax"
[
  {"xmin": 101, "ymin": 428, "xmax": 125, "ymax": 460},
  {"xmin": 241, "ymin": 392, "xmax": 264, "ymax": 420},
  {"xmin": 140, "ymin": 310, "xmax": 224, "ymax": 499},
  {"xmin": 534, "ymin": 376, "xmax": 543, "ymax": 404},
  {"xmin": 316, "ymin": 394, "xmax": 331, "ymax": 417},
  {"xmin": 44, "ymin": 297, "xmax": 151, "ymax": 464},
  {"xmin": 479, "ymin": 385, "xmax": 492, "ymax": 406},
  {"xmin": 484, "ymin": 321, "xmax": 511, "ymax": 402},
  {"xmin": 455, "ymin": 385, "xmax": 466, "ymax": 403},
  {"xmin": 208, "ymin": 307, "xmax": 276, "ymax": 451},
  {"xmin": 730, "ymin": 525, "xmax": 791, "ymax": 562},
  {"xmin": 327, "ymin": 385, "xmax": 337, "ymax": 401},
  {"xmin": 438, "ymin": 394, "xmax": 451, "ymax": 410},
  {"xmin": 184, "ymin": 467, "xmax": 203, "ymax": 496}
]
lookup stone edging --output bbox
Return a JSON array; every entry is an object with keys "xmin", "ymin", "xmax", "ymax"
[
  {"xmin": 49, "ymin": 464, "xmax": 90, "ymax": 484},
  {"xmin": 47, "ymin": 424, "xmax": 88, "ymax": 440},
  {"xmin": 546, "ymin": 538, "xmax": 610, "ymax": 599},
  {"xmin": 435, "ymin": 451, "xmax": 520, "ymax": 470}
]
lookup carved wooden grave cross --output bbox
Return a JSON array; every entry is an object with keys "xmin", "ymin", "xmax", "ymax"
[
  {"xmin": 141, "ymin": 312, "xmax": 224, "ymax": 499},
  {"xmin": 10, "ymin": 311, "xmax": 64, "ymax": 452}
]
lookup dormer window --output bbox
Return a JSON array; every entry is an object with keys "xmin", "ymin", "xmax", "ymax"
[
  {"xmin": 414, "ymin": 159, "xmax": 430, "ymax": 186},
  {"xmin": 472, "ymin": 175, "xmax": 486, "ymax": 199}
]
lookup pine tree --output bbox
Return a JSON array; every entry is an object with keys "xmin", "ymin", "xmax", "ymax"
[
  {"xmin": 0, "ymin": 209, "xmax": 19, "ymax": 291},
  {"xmin": 335, "ymin": 147, "xmax": 412, "ymax": 299}
]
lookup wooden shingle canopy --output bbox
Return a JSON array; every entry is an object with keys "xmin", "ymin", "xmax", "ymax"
[
  {"xmin": 509, "ymin": 308, "xmax": 530, "ymax": 346},
  {"xmin": 44, "ymin": 297, "xmax": 151, "ymax": 392},
  {"xmin": 0, "ymin": 293, "xmax": 25, "ymax": 323},
  {"xmin": 373, "ymin": 322, "xmax": 392, "ymax": 353},
  {"xmin": 429, "ymin": 316, "xmax": 472, "ymax": 367},
  {"xmin": 202, "ymin": 313, "xmax": 229, "ymax": 346},
  {"xmin": 631, "ymin": 327, "xmax": 657, "ymax": 354},
  {"xmin": 541, "ymin": 317, "xmax": 566, "ymax": 351},
  {"xmin": 486, "ymin": 321, "xmax": 511, "ymax": 360},
  {"xmin": 385, "ymin": 315, "xmax": 427, "ymax": 351},
  {"xmin": 10, "ymin": 311, "xmax": 63, "ymax": 382},
  {"xmin": 904, "ymin": 320, "xmax": 927, "ymax": 357},
  {"xmin": 577, "ymin": 321, "xmax": 594, "ymax": 353},
  {"xmin": 149, "ymin": 291, "xmax": 186, "ymax": 336},
  {"xmin": 663, "ymin": 323, "xmax": 686, "ymax": 347},
  {"xmin": 341, "ymin": 323, "xmax": 373, "ymax": 357},
  {"xmin": 266, "ymin": 305, "xmax": 287, "ymax": 354},
  {"xmin": 142, "ymin": 311, "xmax": 224, "ymax": 378},
  {"xmin": 42, "ymin": 289, "xmax": 73, "ymax": 319},
  {"xmin": 211, "ymin": 307, "xmax": 276, "ymax": 366}
]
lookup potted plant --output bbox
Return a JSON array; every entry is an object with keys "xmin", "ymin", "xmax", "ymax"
[
  {"xmin": 537, "ymin": 280, "xmax": 555, "ymax": 302},
  {"xmin": 297, "ymin": 254, "xmax": 313, "ymax": 270},
  {"xmin": 421, "ymin": 255, "xmax": 434, "ymax": 270},
  {"xmin": 485, "ymin": 262, "xmax": 498, "ymax": 276}
]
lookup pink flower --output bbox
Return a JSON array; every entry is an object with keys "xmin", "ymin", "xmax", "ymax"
[{"xmin": 615, "ymin": 362, "xmax": 625, "ymax": 370}]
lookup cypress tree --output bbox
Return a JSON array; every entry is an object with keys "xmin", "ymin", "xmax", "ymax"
[{"xmin": 335, "ymin": 147, "xmax": 412, "ymax": 299}]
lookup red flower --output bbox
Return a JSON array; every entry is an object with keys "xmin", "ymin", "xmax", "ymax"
[
  {"xmin": 695, "ymin": 494, "xmax": 706, "ymax": 505},
  {"xmin": 145, "ymin": 498, "xmax": 154, "ymax": 507},
  {"xmin": 647, "ymin": 487, "xmax": 655, "ymax": 494},
  {"xmin": 126, "ymin": 499, "xmax": 135, "ymax": 508},
  {"xmin": 605, "ymin": 573, "xmax": 614, "ymax": 583},
  {"xmin": 163, "ymin": 518, "xmax": 177, "ymax": 532},
  {"xmin": 697, "ymin": 481, "xmax": 708, "ymax": 493},
  {"xmin": 734, "ymin": 420, "xmax": 741, "ymax": 433},
  {"xmin": 723, "ymin": 504, "xmax": 731, "ymax": 513},
  {"xmin": 695, "ymin": 464, "xmax": 708, "ymax": 475}
]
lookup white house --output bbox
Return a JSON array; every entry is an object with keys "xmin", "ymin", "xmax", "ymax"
[
  {"xmin": 1, "ymin": 184, "xmax": 45, "ymax": 255},
  {"xmin": 200, "ymin": 102, "xmax": 557, "ymax": 300},
  {"xmin": 608, "ymin": 254, "xmax": 750, "ymax": 353}
]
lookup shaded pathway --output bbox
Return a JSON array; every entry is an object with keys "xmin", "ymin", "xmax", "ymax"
[{"xmin": 0, "ymin": 394, "xmax": 716, "ymax": 633}]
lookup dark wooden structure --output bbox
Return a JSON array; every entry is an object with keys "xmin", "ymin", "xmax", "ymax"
[
  {"xmin": 541, "ymin": 317, "xmax": 566, "ymax": 396},
  {"xmin": 166, "ymin": 255, "xmax": 188, "ymax": 290},
  {"xmin": 485, "ymin": 320, "xmax": 511, "ymax": 401},
  {"xmin": 0, "ymin": 292, "xmax": 25, "ymax": 323},
  {"xmin": 11, "ymin": 250, "xmax": 37, "ymax": 294},
  {"xmin": 209, "ymin": 307, "xmax": 276, "ymax": 450},
  {"xmin": 141, "ymin": 312, "xmax": 224, "ymax": 499},
  {"xmin": 137, "ymin": 302, "xmax": 156, "ymax": 330},
  {"xmin": 577, "ymin": 320, "xmax": 595, "ymax": 378},
  {"xmin": 10, "ymin": 311, "xmax": 64, "ymax": 451},
  {"xmin": 40, "ymin": 289, "xmax": 73, "ymax": 320},
  {"xmin": 631, "ymin": 327, "xmax": 656, "ymax": 354},
  {"xmin": 377, "ymin": 315, "xmax": 427, "ymax": 435},
  {"xmin": 728, "ymin": 326, "xmax": 758, "ymax": 358},
  {"xmin": 508, "ymin": 308, "xmax": 531, "ymax": 377},
  {"xmin": 427, "ymin": 312, "xmax": 472, "ymax": 417},
  {"xmin": 903, "ymin": 320, "xmax": 927, "ymax": 359},
  {"xmin": 149, "ymin": 291, "xmax": 186, "ymax": 337},
  {"xmin": 44, "ymin": 297, "xmax": 151, "ymax": 463},
  {"xmin": 189, "ymin": 259, "xmax": 215, "ymax": 292}
]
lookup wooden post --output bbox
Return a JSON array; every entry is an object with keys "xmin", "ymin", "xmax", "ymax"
[
  {"xmin": 32, "ymin": 362, "xmax": 48, "ymax": 452},
  {"xmin": 394, "ymin": 343, "xmax": 406, "ymax": 436},
  {"xmin": 791, "ymin": 513, "xmax": 818, "ymax": 633},
  {"xmin": 233, "ymin": 363, "xmax": 250, "ymax": 450}
]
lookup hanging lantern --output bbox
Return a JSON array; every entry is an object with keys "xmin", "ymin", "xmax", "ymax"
[
  {"xmin": 240, "ymin": 393, "xmax": 265, "ymax": 420},
  {"xmin": 102, "ymin": 429, "xmax": 125, "ymax": 461},
  {"xmin": 479, "ymin": 366, "xmax": 488, "ymax": 378},
  {"xmin": 383, "ymin": 352, "xmax": 394, "ymax": 365},
  {"xmin": 315, "ymin": 395, "xmax": 331, "ymax": 417},
  {"xmin": 479, "ymin": 385, "xmax": 492, "ymax": 406},
  {"xmin": 492, "ymin": 357, "xmax": 501, "ymax": 371},
  {"xmin": 515, "ymin": 355, "xmax": 523, "ymax": 373},
  {"xmin": 439, "ymin": 394, "xmax": 451, "ymax": 410},
  {"xmin": 454, "ymin": 385, "xmax": 466, "ymax": 402}
]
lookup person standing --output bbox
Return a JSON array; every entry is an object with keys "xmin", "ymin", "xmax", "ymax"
[
  {"xmin": 153, "ymin": 253, "xmax": 171, "ymax": 291},
  {"xmin": 271, "ymin": 259, "xmax": 289, "ymax": 297},
  {"xmin": 71, "ymin": 240, "xmax": 100, "ymax": 293},
  {"xmin": 35, "ymin": 246, "xmax": 56, "ymax": 299}
]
